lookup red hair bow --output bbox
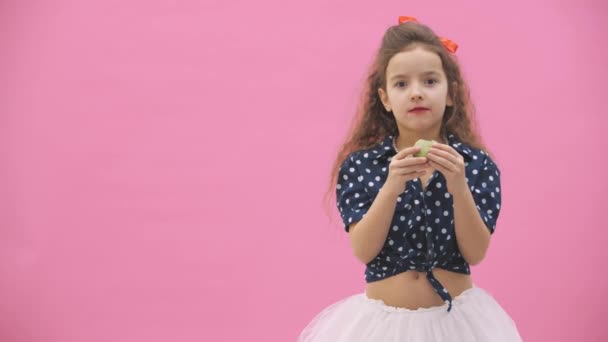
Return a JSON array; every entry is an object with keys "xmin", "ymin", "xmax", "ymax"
[{"xmin": 398, "ymin": 16, "xmax": 458, "ymax": 54}]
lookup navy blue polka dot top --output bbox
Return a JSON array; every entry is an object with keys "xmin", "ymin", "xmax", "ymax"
[{"xmin": 336, "ymin": 133, "xmax": 501, "ymax": 313}]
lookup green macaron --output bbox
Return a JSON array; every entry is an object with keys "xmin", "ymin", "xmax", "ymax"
[{"xmin": 413, "ymin": 139, "xmax": 434, "ymax": 157}]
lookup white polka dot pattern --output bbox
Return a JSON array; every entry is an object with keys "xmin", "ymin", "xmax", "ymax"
[{"xmin": 335, "ymin": 133, "xmax": 502, "ymax": 313}]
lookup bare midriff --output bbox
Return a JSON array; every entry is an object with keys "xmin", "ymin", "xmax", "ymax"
[{"xmin": 364, "ymin": 268, "xmax": 473, "ymax": 309}]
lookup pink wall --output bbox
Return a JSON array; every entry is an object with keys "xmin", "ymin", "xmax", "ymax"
[{"xmin": 1, "ymin": 0, "xmax": 606, "ymax": 341}]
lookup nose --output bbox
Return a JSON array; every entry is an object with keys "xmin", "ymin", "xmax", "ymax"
[{"xmin": 410, "ymin": 85, "xmax": 423, "ymax": 101}]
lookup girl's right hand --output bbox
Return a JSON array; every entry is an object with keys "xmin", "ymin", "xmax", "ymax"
[{"xmin": 383, "ymin": 146, "xmax": 429, "ymax": 195}]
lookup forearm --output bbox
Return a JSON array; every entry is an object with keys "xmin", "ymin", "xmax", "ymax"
[
  {"xmin": 452, "ymin": 186, "xmax": 491, "ymax": 265},
  {"xmin": 349, "ymin": 186, "xmax": 400, "ymax": 264}
]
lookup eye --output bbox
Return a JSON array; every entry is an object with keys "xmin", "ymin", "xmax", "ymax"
[
  {"xmin": 425, "ymin": 79, "xmax": 438, "ymax": 85},
  {"xmin": 395, "ymin": 81, "xmax": 406, "ymax": 88}
]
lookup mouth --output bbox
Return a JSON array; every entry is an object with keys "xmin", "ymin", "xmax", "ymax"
[{"xmin": 408, "ymin": 107, "xmax": 430, "ymax": 114}]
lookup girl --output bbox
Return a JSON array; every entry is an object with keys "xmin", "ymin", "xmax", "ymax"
[{"xmin": 298, "ymin": 17, "xmax": 523, "ymax": 341}]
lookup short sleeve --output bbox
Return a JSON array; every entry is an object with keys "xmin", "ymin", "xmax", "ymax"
[
  {"xmin": 472, "ymin": 155, "xmax": 502, "ymax": 234},
  {"xmin": 336, "ymin": 155, "xmax": 373, "ymax": 232}
]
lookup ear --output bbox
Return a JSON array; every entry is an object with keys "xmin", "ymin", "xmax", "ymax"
[
  {"xmin": 446, "ymin": 81, "xmax": 457, "ymax": 107},
  {"xmin": 378, "ymin": 87, "xmax": 391, "ymax": 112}
]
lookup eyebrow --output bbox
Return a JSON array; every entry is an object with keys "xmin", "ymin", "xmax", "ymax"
[{"xmin": 389, "ymin": 71, "xmax": 442, "ymax": 81}]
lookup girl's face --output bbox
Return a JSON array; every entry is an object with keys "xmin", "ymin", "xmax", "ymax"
[{"xmin": 378, "ymin": 46, "xmax": 453, "ymax": 136}]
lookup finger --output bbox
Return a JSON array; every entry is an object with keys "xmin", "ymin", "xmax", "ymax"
[
  {"xmin": 394, "ymin": 156, "xmax": 428, "ymax": 167},
  {"xmin": 393, "ymin": 162, "xmax": 427, "ymax": 174},
  {"xmin": 395, "ymin": 165, "xmax": 429, "ymax": 178},
  {"xmin": 402, "ymin": 169, "xmax": 427, "ymax": 178},
  {"xmin": 399, "ymin": 167, "xmax": 426, "ymax": 175},
  {"xmin": 430, "ymin": 143, "xmax": 460, "ymax": 158},
  {"xmin": 426, "ymin": 153, "xmax": 456, "ymax": 172},
  {"xmin": 428, "ymin": 159, "xmax": 448, "ymax": 174},
  {"xmin": 428, "ymin": 147, "xmax": 459, "ymax": 166},
  {"xmin": 392, "ymin": 158, "xmax": 428, "ymax": 172}
]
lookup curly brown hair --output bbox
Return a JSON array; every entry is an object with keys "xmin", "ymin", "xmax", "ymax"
[{"xmin": 323, "ymin": 20, "xmax": 495, "ymax": 222}]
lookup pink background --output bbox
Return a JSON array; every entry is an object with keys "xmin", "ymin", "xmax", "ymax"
[{"xmin": 1, "ymin": 0, "xmax": 606, "ymax": 341}]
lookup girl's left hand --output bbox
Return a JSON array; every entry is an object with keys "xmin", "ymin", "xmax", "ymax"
[{"xmin": 426, "ymin": 143, "xmax": 467, "ymax": 194}]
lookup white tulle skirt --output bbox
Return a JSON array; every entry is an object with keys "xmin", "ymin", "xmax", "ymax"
[{"xmin": 298, "ymin": 286, "xmax": 522, "ymax": 342}]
